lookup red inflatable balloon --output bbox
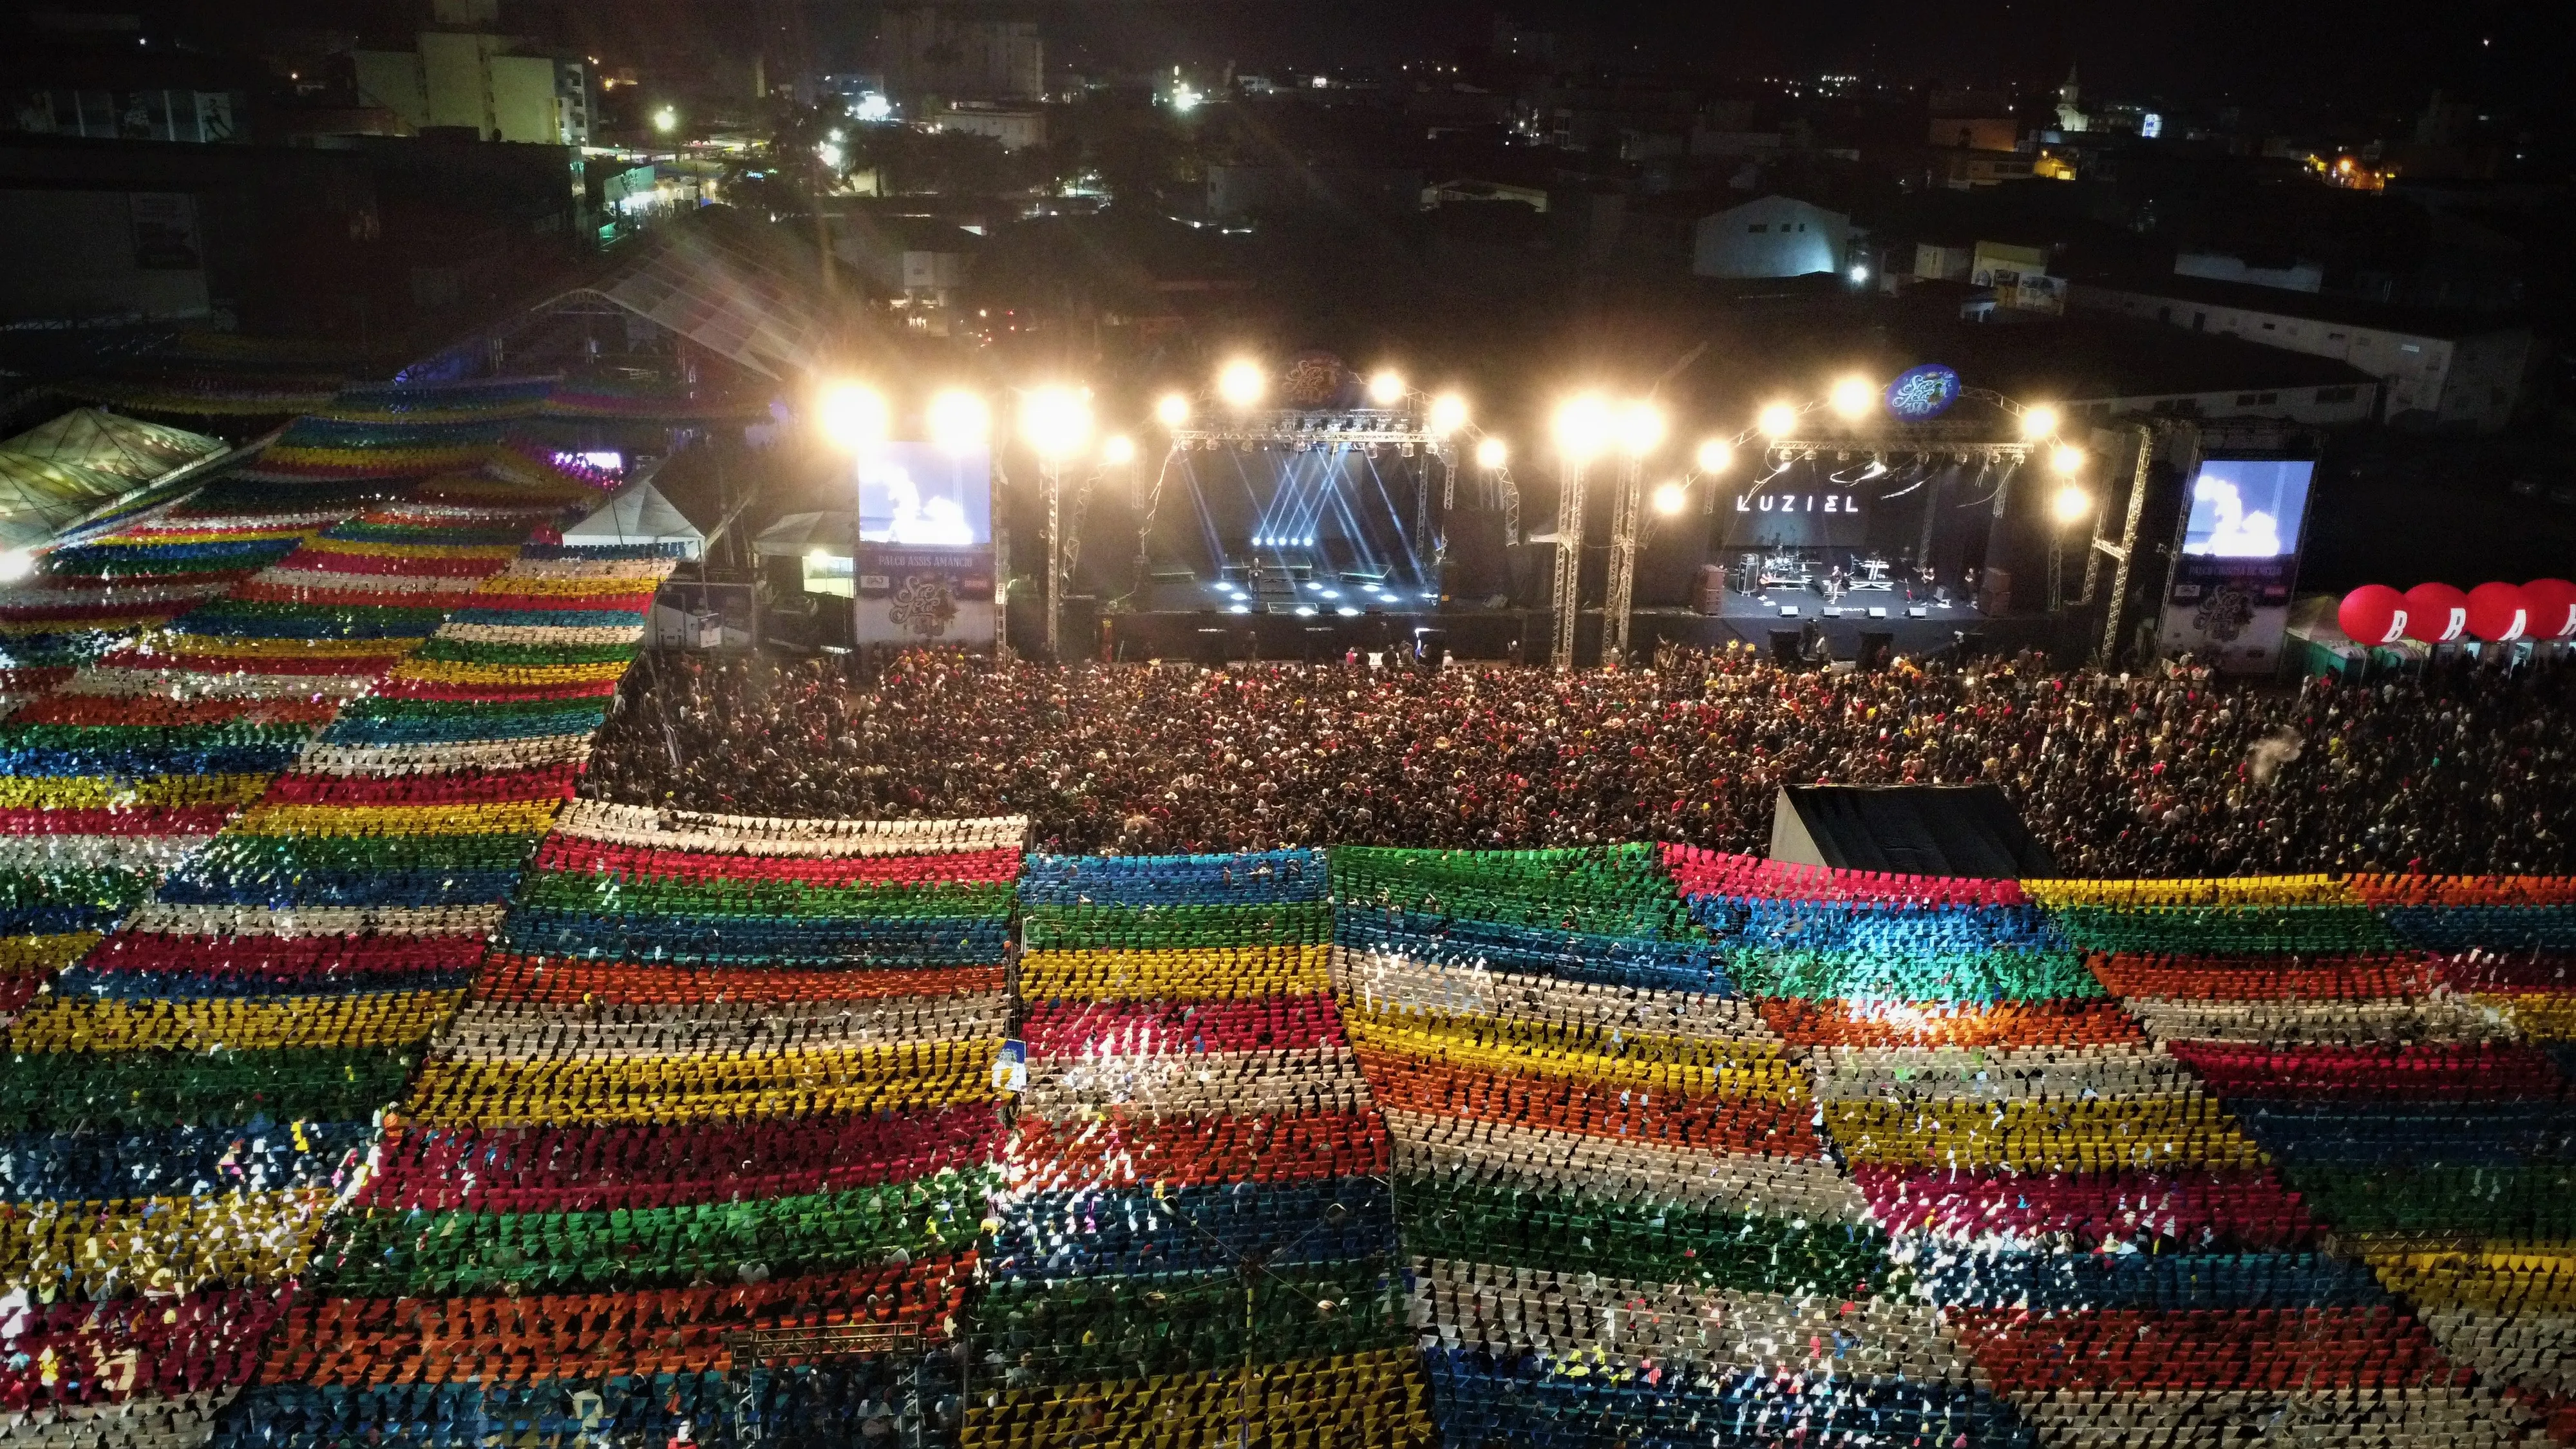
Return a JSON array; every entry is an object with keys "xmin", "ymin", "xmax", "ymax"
[
  {"xmin": 2336, "ymin": 585, "xmax": 2409, "ymax": 647},
  {"xmin": 2466, "ymin": 582, "xmax": 2530, "ymax": 642},
  {"xmin": 2401, "ymin": 582, "xmax": 2469, "ymax": 643},
  {"xmin": 2524, "ymin": 578, "xmax": 2576, "ymax": 639}
]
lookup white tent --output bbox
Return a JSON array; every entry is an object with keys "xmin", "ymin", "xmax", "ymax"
[{"xmin": 561, "ymin": 480, "xmax": 705, "ymax": 561}]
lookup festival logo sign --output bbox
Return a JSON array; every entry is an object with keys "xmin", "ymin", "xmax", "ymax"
[{"xmin": 1883, "ymin": 365, "xmax": 1962, "ymax": 421}]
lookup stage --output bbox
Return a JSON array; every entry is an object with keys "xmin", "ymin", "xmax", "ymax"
[{"xmin": 1090, "ymin": 588, "xmax": 2003, "ymax": 667}]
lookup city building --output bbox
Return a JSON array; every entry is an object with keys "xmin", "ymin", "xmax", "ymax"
[
  {"xmin": 929, "ymin": 103, "xmax": 1044, "ymax": 151},
  {"xmin": 1692, "ymin": 194, "xmax": 1852, "ymax": 279},
  {"xmin": 2070, "ymin": 273, "xmax": 2537, "ymax": 431},
  {"xmin": 352, "ymin": 33, "xmax": 591, "ymax": 145},
  {"xmin": 879, "ymin": 8, "xmax": 1041, "ymax": 104}
]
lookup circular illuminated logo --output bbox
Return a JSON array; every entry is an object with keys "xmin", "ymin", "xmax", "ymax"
[{"xmin": 1884, "ymin": 365, "xmax": 1963, "ymax": 421}]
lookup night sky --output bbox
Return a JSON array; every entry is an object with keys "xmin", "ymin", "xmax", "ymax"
[{"xmin": 162, "ymin": 0, "xmax": 2571, "ymax": 126}]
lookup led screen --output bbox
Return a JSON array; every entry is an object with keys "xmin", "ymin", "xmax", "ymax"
[
  {"xmin": 2181, "ymin": 459, "xmax": 2312, "ymax": 559},
  {"xmin": 857, "ymin": 443, "xmax": 991, "ymax": 547}
]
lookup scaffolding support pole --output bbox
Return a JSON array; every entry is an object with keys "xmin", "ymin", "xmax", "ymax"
[
  {"xmin": 1549, "ymin": 460, "xmax": 1587, "ymax": 670},
  {"xmin": 1603, "ymin": 453, "xmax": 1643, "ymax": 663}
]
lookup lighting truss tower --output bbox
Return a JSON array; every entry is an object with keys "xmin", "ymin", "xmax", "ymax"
[
  {"xmin": 1602, "ymin": 453, "xmax": 1644, "ymax": 663},
  {"xmin": 1042, "ymin": 458, "xmax": 1063, "ymax": 662},
  {"xmin": 1549, "ymin": 460, "xmax": 1587, "ymax": 670}
]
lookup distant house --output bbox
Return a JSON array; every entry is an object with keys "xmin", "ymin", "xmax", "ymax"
[
  {"xmin": 828, "ymin": 214, "xmax": 978, "ymax": 309},
  {"xmin": 2070, "ymin": 274, "xmax": 2536, "ymax": 432},
  {"xmin": 1692, "ymin": 194, "xmax": 1850, "ymax": 279}
]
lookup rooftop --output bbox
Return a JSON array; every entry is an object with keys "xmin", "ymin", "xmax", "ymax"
[{"xmin": 2070, "ymin": 269, "xmax": 2526, "ymax": 339}]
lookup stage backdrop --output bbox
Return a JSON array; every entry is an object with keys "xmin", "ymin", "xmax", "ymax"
[
  {"xmin": 2156, "ymin": 457, "xmax": 2314, "ymax": 673},
  {"xmin": 854, "ymin": 442, "xmax": 995, "ymax": 647}
]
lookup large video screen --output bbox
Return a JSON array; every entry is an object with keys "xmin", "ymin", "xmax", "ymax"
[
  {"xmin": 857, "ymin": 443, "xmax": 991, "ymax": 547},
  {"xmin": 2181, "ymin": 459, "xmax": 2312, "ymax": 560}
]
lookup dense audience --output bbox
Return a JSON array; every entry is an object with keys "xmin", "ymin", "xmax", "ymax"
[{"xmin": 580, "ymin": 649, "xmax": 2576, "ymax": 876}]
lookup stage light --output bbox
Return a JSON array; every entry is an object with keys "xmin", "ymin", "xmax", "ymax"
[
  {"xmin": 1553, "ymin": 393, "xmax": 1614, "ymax": 463},
  {"xmin": 0, "ymin": 550, "xmax": 33, "ymax": 583},
  {"xmin": 2020, "ymin": 404, "xmax": 2062, "ymax": 439},
  {"xmin": 1020, "ymin": 387, "xmax": 1093, "ymax": 460},
  {"xmin": 1848, "ymin": 263, "xmax": 1871, "ymax": 283},
  {"xmin": 926, "ymin": 390, "xmax": 989, "ymax": 453},
  {"xmin": 1227, "ymin": 603, "xmax": 1251, "ymax": 614},
  {"xmin": 1294, "ymin": 604, "xmax": 1317, "ymax": 617},
  {"xmin": 2051, "ymin": 442, "xmax": 2087, "ymax": 475},
  {"xmin": 1101, "ymin": 434, "xmax": 1137, "ymax": 466},
  {"xmin": 1155, "ymin": 393, "xmax": 1191, "ymax": 428},
  {"xmin": 1828, "ymin": 375, "xmax": 1877, "ymax": 421},
  {"xmin": 2052, "ymin": 482, "xmax": 2093, "ymax": 524},
  {"xmin": 1695, "ymin": 438, "xmax": 1733, "ymax": 474},
  {"xmin": 1651, "ymin": 482, "xmax": 1687, "ymax": 516},
  {"xmin": 817, "ymin": 383, "xmax": 888, "ymax": 450},
  {"xmin": 1756, "ymin": 402, "xmax": 1799, "ymax": 438},
  {"xmin": 1616, "ymin": 401, "xmax": 1666, "ymax": 457},
  {"xmin": 1427, "ymin": 392, "xmax": 1468, "ymax": 435},
  {"xmin": 1336, "ymin": 607, "xmax": 1360, "ymax": 617},
  {"xmin": 1366, "ymin": 370, "xmax": 1405, "ymax": 406},
  {"xmin": 1218, "ymin": 359, "xmax": 1265, "ymax": 410},
  {"xmin": 1474, "ymin": 436, "xmax": 1508, "ymax": 470}
]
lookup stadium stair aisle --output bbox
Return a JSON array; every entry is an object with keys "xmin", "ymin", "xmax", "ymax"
[{"xmin": 978, "ymin": 849, "xmax": 1430, "ymax": 1448}]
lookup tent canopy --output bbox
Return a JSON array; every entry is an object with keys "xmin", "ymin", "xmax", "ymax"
[
  {"xmin": 1769, "ymin": 783, "xmax": 2056, "ymax": 878},
  {"xmin": 753, "ymin": 511, "xmax": 855, "ymax": 560},
  {"xmin": 1, "ymin": 408, "xmax": 224, "ymax": 482},
  {"xmin": 0, "ymin": 453, "xmax": 154, "ymax": 549},
  {"xmin": 562, "ymin": 480, "xmax": 706, "ymax": 561}
]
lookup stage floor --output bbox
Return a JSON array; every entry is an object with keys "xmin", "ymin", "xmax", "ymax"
[{"xmin": 1099, "ymin": 592, "xmax": 1989, "ymax": 665}]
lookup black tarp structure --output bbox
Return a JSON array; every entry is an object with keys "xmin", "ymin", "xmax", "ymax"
[{"xmin": 1768, "ymin": 783, "xmax": 2055, "ymax": 878}]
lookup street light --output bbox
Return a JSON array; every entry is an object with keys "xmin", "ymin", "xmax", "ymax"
[
  {"xmin": 1756, "ymin": 402, "xmax": 1799, "ymax": 438},
  {"xmin": 1695, "ymin": 439, "xmax": 1734, "ymax": 474},
  {"xmin": 1365, "ymin": 370, "xmax": 1405, "ymax": 406},
  {"xmin": 1828, "ymin": 374, "xmax": 1877, "ymax": 421},
  {"xmin": 1474, "ymin": 436, "xmax": 1508, "ymax": 470},
  {"xmin": 927, "ymin": 390, "xmax": 989, "ymax": 454},
  {"xmin": 1155, "ymin": 393, "xmax": 1191, "ymax": 428},
  {"xmin": 2020, "ymin": 404, "xmax": 2062, "ymax": 440},
  {"xmin": 817, "ymin": 383, "xmax": 887, "ymax": 450},
  {"xmin": 1217, "ymin": 359, "xmax": 1264, "ymax": 410},
  {"xmin": 652, "ymin": 106, "xmax": 678, "ymax": 134},
  {"xmin": 1426, "ymin": 393, "xmax": 1468, "ymax": 436}
]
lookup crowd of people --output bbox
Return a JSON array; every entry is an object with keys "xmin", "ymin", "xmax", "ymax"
[{"xmin": 579, "ymin": 649, "xmax": 2576, "ymax": 877}]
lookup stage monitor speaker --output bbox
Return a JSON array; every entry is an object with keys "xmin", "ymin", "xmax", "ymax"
[
  {"xmin": 1770, "ymin": 630, "xmax": 1803, "ymax": 667},
  {"xmin": 1858, "ymin": 631, "xmax": 1896, "ymax": 670},
  {"xmin": 1444, "ymin": 510, "xmax": 1510, "ymax": 601}
]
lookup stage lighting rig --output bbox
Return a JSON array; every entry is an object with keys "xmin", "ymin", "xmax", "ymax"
[
  {"xmin": 817, "ymin": 383, "xmax": 888, "ymax": 450},
  {"xmin": 927, "ymin": 390, "xmax": 989, "ymax": 454},
  {"xmin": 1218, "ymin": 360, "xmax": 1265, "ymax": 410}
]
